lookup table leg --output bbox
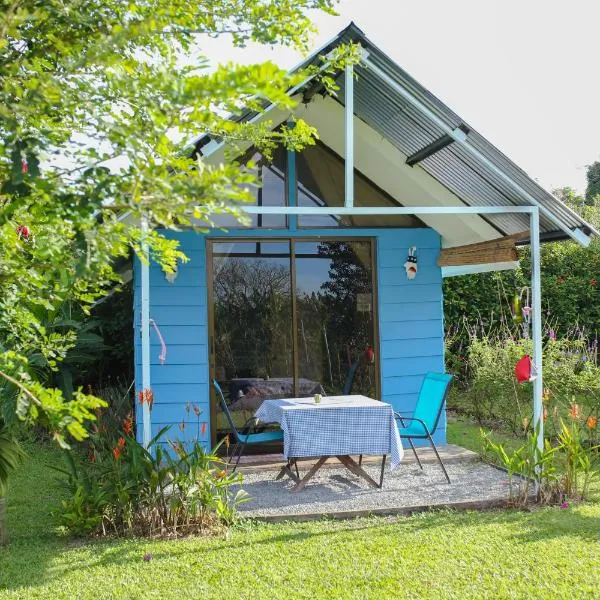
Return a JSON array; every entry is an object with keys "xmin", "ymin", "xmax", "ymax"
[
  {"xmin": 336, "ymin": 455, "xmax": 385, "ymax": 489},
  {"xmin": 276, "ymin": 459, "xmax": 300, "ymax": 484},
  {"xmin": 291, "ymin": 456, "xmax": 328, "ymax": 492}
]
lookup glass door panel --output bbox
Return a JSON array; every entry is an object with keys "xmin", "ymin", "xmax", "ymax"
[
  {"xmin": 211, "ymin": 241, "xmax": 292, "ymax": 439},
  {"xmin": 294, "ymin": 240, "xmax": 377, "ymax": 398}
]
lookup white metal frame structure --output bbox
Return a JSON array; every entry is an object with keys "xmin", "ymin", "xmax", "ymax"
[{"xmin": 140, "ymin": 33, "xmax": 596, "ymax": 463}]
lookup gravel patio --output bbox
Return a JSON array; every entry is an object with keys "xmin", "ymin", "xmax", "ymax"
[{"xmin": 235, "ymin": 445, "xmax": 519, "ymax": 521}]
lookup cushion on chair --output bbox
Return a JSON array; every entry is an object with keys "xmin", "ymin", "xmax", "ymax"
[{"xmin": 238, "ymin": 430, "xmax": 284, "ymax": 445}]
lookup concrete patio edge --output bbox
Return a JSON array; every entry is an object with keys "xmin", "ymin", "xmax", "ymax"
[{"xmin": 247, "ymin": 497, "xmax": 514, "ymax": 523}]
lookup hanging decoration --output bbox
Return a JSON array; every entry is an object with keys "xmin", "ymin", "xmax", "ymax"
[
  {"xmin": 404, "ymin": 246, "xmax": 418, "ymax": 280},
  {"xmin": 165, "ymin": 263, "xmax": 178, "ymax": 284},
  {"xmin": 365, "ymin": 345, "xmax": 375, "ymax": 364},
  {"xmin": 511, "ymin": 287, "xmax": 531, "ymax": 338},
  {"xmin": 515, "ymin": 354, "xmax": 537, "ymax": 383}
]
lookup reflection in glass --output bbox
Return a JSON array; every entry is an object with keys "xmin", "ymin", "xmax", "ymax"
[
  {"xmin": 209, "ymin": 147, "xmax": 287, "ymax": 229},
  {"xmin": 295, "ymin": 241, "xmax": 376, "ymax": 398},
  {"xmin": 210, "ymin": 238, "xmax": 378, "ymax": 445},
  {"xmin": 212, "ymin": 241, "xmax": 292, "ymax": 438},
  {"xmin": 296, "ymin": 143, "xmax": 425, "ymax": 228}
]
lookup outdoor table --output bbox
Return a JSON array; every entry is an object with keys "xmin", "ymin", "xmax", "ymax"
[{"xmin": 254, "ymin": 395, "xmax": 403, "ymax": 492}]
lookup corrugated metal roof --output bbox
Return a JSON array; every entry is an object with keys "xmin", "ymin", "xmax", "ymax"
[
  {"xmin": 322, "ymin": 23, "xmax": 596, "ymax": 241},
  {"xmin": 196, "ymin": 22, "xmax": 597, "ymax": 243}
]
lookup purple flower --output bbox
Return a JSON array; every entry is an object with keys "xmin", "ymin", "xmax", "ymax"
[
  {"xmin": 548, "ymin": 329, "xmax": 556, "ymax": 341},
  {"xmin": 143, "ymin": 553, "xmax": 153, "ymax": 562},
  {"xmin": 560, "ymin": 502, "xmax": 569, "ymax": 509}
]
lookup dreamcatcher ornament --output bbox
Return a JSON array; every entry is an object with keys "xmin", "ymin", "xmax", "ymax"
[{"xmin": 511, "ymin": 287, "xmax": 531, "ymax": 338}]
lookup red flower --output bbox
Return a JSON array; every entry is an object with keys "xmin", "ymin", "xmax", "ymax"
[
  {"xmin": 16, "ymin": 225, "xmax": 30, "ymax": 239},
  {"xmin": 138, "ymin": 388, "xmax": 154, "ymax": 409},
  {"xmin": 590, "ymin": 279, "xmax": 597, "ymax": 287},
  {"xmin": 586, "ymin": 416, "xmax": 598, "ymax": 430},
  {"xmin": 112, "ymin": 446, "xmax": 122, "ymax": 460},
  {"xmin": 200, "ymin": 422, "xmax": 207, "ymax": 435},
  {"xmin": 21, "ymin": 158, "xmax": 28, "ymax": 174},
  {"xmin": 117, "ymin": 437, "xmax": 126, "ymax": 449},
  {"xmin": 192, "ymin": 405, "xmax": 201, "ymax": 417}
]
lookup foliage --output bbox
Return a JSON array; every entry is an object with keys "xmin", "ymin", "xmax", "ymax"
[
  {"xmin": 0, "ymin": 0, "xmax": 357, "ymax": 444},
  {"xmin": 2, "ymin": 443, "xmax": 600, "ymax": 598},
  {"xmin": 88, "ymin": 282, "xmax": 134, "ymax": 387},
  {"xmin": 585, "ymin": 161, "xmax": 600, "ymax": 203},
  {"xmin": 90, "ymin": 380, "xmax": 135, "ymax": 444},
  {"xmin": 54, "ymin": 427, "xmax": 248, "ymax": 537},
  {"xmin": 0, "ymin": 421, "xmax": 25, "ymax": 497},
  {"xmin": 459, "ymin": 334, "xmax": 600, "ymax": 434},
  {"xmin": 482, "ymin": 427, "xmax": 560, "ymax": 505},
  {"xmin": 444, "ymin": 181, "xmax": 600, "ymax": 356},
  {"xmin": 482, "ymin": 418, "xmax": 600, "ymax": 506}
]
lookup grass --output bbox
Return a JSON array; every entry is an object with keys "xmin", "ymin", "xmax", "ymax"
[
  {"xmin": 0, "ymin": 436, "xmax": 599, "ymax": 599},
  {"xmin": 447, "ymin": 413, "xmax": 526, "ymax": 457}
]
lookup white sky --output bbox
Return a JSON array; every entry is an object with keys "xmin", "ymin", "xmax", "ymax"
[{"xmin": 202, "ymin": 0, "xmax": 600, "ymax": 195}]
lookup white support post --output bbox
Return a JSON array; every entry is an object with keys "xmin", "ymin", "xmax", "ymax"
[
  {"xmin": 140, "ymin": 217, "xmax": 151, "ymax": 448},
  {"xmin": 530, "ymin": 207, "xmax": 544, "ymax": 460},
  {"xmin": 344, "ymin": 62, "xmax": 354, "ymax": 208}
]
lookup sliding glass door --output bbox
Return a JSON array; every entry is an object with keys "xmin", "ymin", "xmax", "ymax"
[
  {"xmin": 209, "ymin": 238, "xmax": 378, "ymax": 443},
  {"xmin": 294, "ymin": 240, "xmax": 377, "ymax": 400}
]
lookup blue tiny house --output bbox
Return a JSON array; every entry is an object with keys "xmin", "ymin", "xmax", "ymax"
[
  {"xmin": 134, "ymin": 226, "xmax": 445, "ymax": 448},
  {"xmin": 133, "ymin": 23, "xmax": 596, "ymax": 454}
]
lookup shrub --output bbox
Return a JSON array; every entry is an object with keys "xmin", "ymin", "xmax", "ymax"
[
  {"xmin": 54, "ymin": 428, "xmax": 248, "ymax": 537},
  {"xmin": 460, "ymin": 333, "xmax": 600, "ymax": 435},
  {"xmin": 482, "ymin": 418, "xmax": 600, "ymax": 506}
]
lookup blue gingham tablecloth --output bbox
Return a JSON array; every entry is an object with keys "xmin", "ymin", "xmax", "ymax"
[{"xmin": 254, "ymin": 395, "xmax": 404, "ymax": 470}]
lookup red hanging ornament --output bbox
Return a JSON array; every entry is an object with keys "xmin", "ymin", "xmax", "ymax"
[
  {"xmin": 21, "ymin": 157, "xmax": 28, "ymax": 174},
  {"xmin": 515, "ymin": 355, "xmax": 537, "ymax": 383},
  {"xmin": 365, "ymin": 345, "xmax": 375, "ymax": 364}
]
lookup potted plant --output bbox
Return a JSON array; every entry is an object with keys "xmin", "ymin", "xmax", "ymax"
[{"xmin": 0, "ymin": 421, "xmax": 24, "ymax": 545}]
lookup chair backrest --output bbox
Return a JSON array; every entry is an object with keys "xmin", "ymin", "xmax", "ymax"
[
  {"xmin": 413, "ymin": 372, "xmax": 453, "ymax": 434},
  {"xmin": 212, "ymin": 379, "xmax": 241, "ymax": 442},
  {"xmin": 342, "ymin": 357, "xmax": 361, "ymax": 395}
]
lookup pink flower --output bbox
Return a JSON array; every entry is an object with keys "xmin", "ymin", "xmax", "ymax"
[
  {"xmin": 560, "ymin": 502, "xmax": 569, "ymax": 509},
  {"xmin": 143, "ymin": 553, "xmax": 153, "ymax": 561}
]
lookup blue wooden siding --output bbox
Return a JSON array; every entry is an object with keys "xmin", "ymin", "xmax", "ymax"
[{"xmin": 133, "ymin": 227, "xmax": 445, "ymax": 448}]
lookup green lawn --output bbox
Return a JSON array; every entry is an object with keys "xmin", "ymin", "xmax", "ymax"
[
  {"xmin": 447, "ymin": 413, "xmax": 527, "ymax": 456},
  {"xmin": 1, "ymin": 435, "xmax": 599, "ymax": 599}
]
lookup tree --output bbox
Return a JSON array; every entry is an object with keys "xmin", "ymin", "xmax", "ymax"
[
  {"xmin": 585, "ymin": 161, "xmax": 600, "ymax": 204},
  {"xmin": 0, "ymin": 0, "xmax": 355, "ymax": 446}
]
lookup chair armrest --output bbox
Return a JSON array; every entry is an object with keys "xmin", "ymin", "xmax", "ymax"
[{"xmin": 393, "ymin": 414, "xmax": 432, "ymax": 436}]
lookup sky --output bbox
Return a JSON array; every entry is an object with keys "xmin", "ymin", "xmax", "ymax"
[{"xmin": 202, "ymin": 0, "xmax": 600, "ymax": 195}]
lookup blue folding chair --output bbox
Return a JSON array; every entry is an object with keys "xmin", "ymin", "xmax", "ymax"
[
  {"xmin": 212, "ymin": 379, "xmax": 284, "ymax": 472},
  {"xmin": 395, "ymin": 372, "xmax": 453, "ymax": 483}
]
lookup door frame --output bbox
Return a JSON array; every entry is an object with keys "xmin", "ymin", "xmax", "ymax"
[{"xmin": 206, "ymin": 235, "xmax": 381, "ymax": 448}]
